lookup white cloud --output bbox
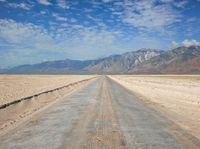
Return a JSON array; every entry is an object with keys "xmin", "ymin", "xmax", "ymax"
[
  {"xmin": 0, "ymin": 19, "xmax": 63, "ymax": 52},
  {"xmin": 52, "ymin": 13, "xmax": 67, "ymax": 21},
  {"xmin": 57, "ymin": 0, "xmax": 69, "ymax": 9},
  {"xmin": 171, "ymin": 41, "xmax": 179, "ymax": 48},
  {"xmin": 40, "ymin": 10, "xmax": 47, "ymax": 15},
  {"xmin": 182, "ymin": 39, "xmax": 200, "ymax": 47},
  {"xmin": 60, "ymin": 29, "xmax": 122, "ymax": 60},
  {"xmin": 0, "ymin": 19, "xmax": 123, "ymax": 67},
  {"xmin": 0, "ymin": 19, "xmax": 63, "ymax": 66},
  {"xmin": 159, "ymin": 0, "xmax": 174, "ymax": 3},
  {"xmin": 83, "ymin": 8, "xmax": 93, "ymax": 13},
  {"xmin": 173, "ymin": 0, "xmax": 188, "ymax": 8},
  {"xmin": 7, "ymin": 2, "xmax": 33, "ymax": 10},
  {"xmin": 122, "ymin": 0, "xmax": 181, "ymax": 30},
  {"xmin": 159, "ymin": 0, "xmax": 188, "ymax": 8},
  {"xmin": 37, "ymin": 0, "xmax": 52, "ymax": 6},
  {"xmin": 102, "ymin": 0, "xmax": 112, "ymax": 3},
  {"xmin": 70, "ymin": 18, "xmax": 77, "ymax": 23},
  {"xmin": 172, "ymin": 40, "xmax": 200, "ymax": 48}
]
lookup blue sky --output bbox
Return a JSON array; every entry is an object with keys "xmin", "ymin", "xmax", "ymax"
[{"xmin": 0, "ymin": 0, "xmax": 200, "ymax": 67}]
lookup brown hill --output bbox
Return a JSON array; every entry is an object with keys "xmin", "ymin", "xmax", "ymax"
[{"xmin": 132, "ymin": 46, "xmax": 200, "ymax": 74}]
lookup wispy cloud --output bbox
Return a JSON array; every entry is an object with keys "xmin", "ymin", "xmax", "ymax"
[
  {"xmin": 102, "ymin": 0, "xmax": 113, "ymax": 3},
  {"xmin": 122, "ymin": 0, "xmax": 181, "ymax": 30},
  {"xmin": 40, "ymin": 10, "xmax": 47, "ymax": 15},
  {"xmin": 172, "ymin": 40, "xmax": 200, "ymax": 48},
  {"xmin": 0, "ymin": 19, "xmax": 60, "ymax": 66},
  {"xmin": 0, "ymin": 0, "xmax": 199, "ymax": 67},
  {"xmin": 173, "ymin": 0, "xmax": 188, "ymax": 8},
  {"xmin": 57, "ymin": 0, "xmax": 69, "ymax": 9},
  {"xmin": 0, "ymin": 19, "xmax": 122, "ymax": 66},
  {"xmin": 37, "ymin": 0, "xmax": 52, "ymax": 6},
  {"xmin": 156, "ymin": 0, "xmax": 188, "ymax": 8},
  {"xmin": 7, "ymin": 2, "xmax": 33, "ymax": 10},
  {"xmin": 0, "ymin": 19, "xmax": 54, "ymax": 47},
  {"xmin": 159, "ymin": 0, "xmax": 174, "ymax": 3},
  {"xmin": 52, "ymin": 13, "xmax": 67, "ymax": 21}
]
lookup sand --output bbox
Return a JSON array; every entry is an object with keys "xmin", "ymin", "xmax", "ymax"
[
  {"xmin": 0, "ymin": 75, "xmax": 95, "ymax": 106},
  {"xmin": 110, "ymin": 75, "xmax": 200, "ymax": 139}
]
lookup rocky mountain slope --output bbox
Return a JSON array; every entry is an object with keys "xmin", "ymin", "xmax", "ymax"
[
  {"xmin": 84, "ymin": 48, "xmax": 162, "ymax": 73},
  {"xmin": 3, "ymin": 46, "xmax": 200, "ymax": 74},
  {"xmin": 132, "ymin": 46, "xmax": 200, "ymax": 74}
]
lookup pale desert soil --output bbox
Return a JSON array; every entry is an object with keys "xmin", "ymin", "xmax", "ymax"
[
  {"xmin": 110, "ymin": 75, "xmax": 200, "ymax": 139},
  {"xmin": 0, "ymin": 75, "xmax": 96, "ymax": 134},
  {"xmin": 0, "ymin": 75, "xmax": 95, "ymax": 106}
]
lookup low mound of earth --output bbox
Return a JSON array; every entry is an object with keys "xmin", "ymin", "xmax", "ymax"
[{"xmin": 110, "ymin": 75, "xmax": 200, "ymax": 139}]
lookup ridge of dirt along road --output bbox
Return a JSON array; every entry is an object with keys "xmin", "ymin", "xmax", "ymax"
[{"xmin": 0, "ymin": 76, "xmax": 199, "ymax": 149}]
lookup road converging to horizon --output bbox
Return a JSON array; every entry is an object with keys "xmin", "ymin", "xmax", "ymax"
[{"xmin": 0, "ymin": 76, "xmax": 199, "ymax": 149}]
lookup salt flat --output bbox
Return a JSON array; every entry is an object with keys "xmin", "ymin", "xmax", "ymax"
[
  {"xmin": 110, "ymin": 75, "xmax": 200, "ymax": 140},
  {"xmin": 0, "ymin": 75, "xmax": 96, "ymax": 135},
  {"xmin": 0, "ymin": 75, "xmax": 200, "ymax": 149},
  {"xmin": 0, "ymin": 75, "xmax": 95, "ymax": 106},
  {"xmin": 2, "ymin": 76, "xmax": 199, "ymax": 149}
]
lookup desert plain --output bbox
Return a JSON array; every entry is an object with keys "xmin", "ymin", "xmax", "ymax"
[
  {"xmin": 110, "ymin": 75, "xmax": 200, "ymax": 139},
  {"xmin": 0, "ymin": 74, "xmax": 200, "ymax": 149},
  {"xmin": 0, "ymin": 75, "xmax": 96, "ymax": 134},
  {"xmin": 0, "ymin": 75, "xmax": 95, "ymax": 106}
]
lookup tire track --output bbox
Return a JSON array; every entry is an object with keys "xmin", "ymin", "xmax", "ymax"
[
  {"xmin": 57, "ymin": 78, "xmax": 103, "ymax": 149},
  {"xmin": 84, "ymin": 78, "xmax": 126, "ymax": 149},
  {"xmin": 59, "ymin": 77, "xmax": 126, "ymax": 149}
]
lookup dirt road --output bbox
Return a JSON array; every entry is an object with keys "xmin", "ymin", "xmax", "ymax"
[{"xmin": 0, "ymin": 76, "xmax": 199, "ymax": 149}]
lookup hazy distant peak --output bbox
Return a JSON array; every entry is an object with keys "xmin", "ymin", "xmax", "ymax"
[
  {"xmin": 2, "ymin": 46, "xmax": 200, "ymax": 74},
  {"xmin": 135, "ymin": 48, "xmax": 161, "ymax": 53}
]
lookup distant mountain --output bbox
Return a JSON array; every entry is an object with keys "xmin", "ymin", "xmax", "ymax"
[
  {"xmin": 0, "ymin": 68, "xmax": 8, "ymax": 73},
  {"xmin": 132, "ymin": 46, "xmax": 200, "ymax": 74},
  {"xmin": 84, "ymin": 48, "xmax": 162, "ymax": 73},
  {"xmin": 6, "ymin": 59, "xmax": 99, "ymax": 74},
  {"xmin": 2, "ymin": 46, "xmax": 200, "ymax": 74}
]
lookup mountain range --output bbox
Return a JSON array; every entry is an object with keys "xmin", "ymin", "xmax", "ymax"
[{"xmin": 2, "ymin": 46, "xmax": 200, "ymax": 74}]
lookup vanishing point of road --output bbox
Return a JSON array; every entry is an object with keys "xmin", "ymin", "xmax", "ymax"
[{"xmin": 0, "ymin": 76, "xmax": 199, "ymax": 149}]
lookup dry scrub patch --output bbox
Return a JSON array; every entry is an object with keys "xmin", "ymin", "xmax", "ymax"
[{"xmin": 110, "ymin": 75, "xmax": 200, "ymax": 139}]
